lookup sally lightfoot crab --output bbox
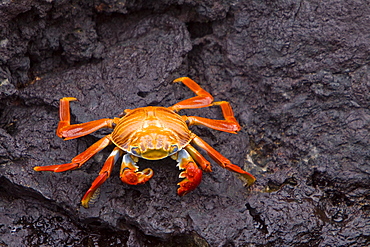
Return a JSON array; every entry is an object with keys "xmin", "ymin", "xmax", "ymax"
[{"xmin": 34, "ymin": 77, "xmax": 255, "ymax": 208}]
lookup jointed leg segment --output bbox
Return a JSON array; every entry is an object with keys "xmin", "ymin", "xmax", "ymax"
[
  {"xmin": 170, "ymin": 77, "xmax": 254, "ymax": 186},
  {"xmin": 184, "ymin": 144, "xmax": 212, "ymax": 172},
  {"xmin": 81, "ymin": 147, "xmax": 123, "ymax": 208},
  {"xmin": 57, "ymin": 97, "xmax": 118, "ymax": 140},
  {"xmin": 170, "ymin": 78, "xmax": 241, "ymax": 133},
  {"xmin": 169, "ymin": 77, "xmax": 214, "ymax": 111},
  {"xmin": 186, "ymin": 101, "xmax": 241, "ymax": 133},
  {"xmin": 34, "ymin": 97, "xmax": 121, "ymax": 207},
  {"xmin": 191, "ymin": 134, "xmax": 256, "ymax": 186},
  {"xmin": 33, "ymin": 135, "xmax": 112, "ymax": 173}
]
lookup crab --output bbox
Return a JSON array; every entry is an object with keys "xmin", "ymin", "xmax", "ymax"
[{"xmin": 34, "ymin": 77, "xmax": 255, "ymax": 208}]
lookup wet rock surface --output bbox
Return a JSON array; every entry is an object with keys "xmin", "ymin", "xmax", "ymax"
[{"xmin": 1, "ymin": 0, "xmax": 369, "ymax": 246}]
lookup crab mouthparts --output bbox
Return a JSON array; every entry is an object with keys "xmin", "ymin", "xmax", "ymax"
[{"xmin": 141, "ymin": 149, "xmax": 169, "ymax": 160}]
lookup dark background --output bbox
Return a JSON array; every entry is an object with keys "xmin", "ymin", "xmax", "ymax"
[{"xmin": 0, "ymin": 0, "xmax": 369, "ymax": 246}]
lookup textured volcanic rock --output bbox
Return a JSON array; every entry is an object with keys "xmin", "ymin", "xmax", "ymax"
[{"xmin": 1, "ymin": 0, "xmax": 369, "ymax": 246}]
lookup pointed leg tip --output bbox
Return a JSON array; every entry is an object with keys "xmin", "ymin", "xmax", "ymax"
[
  {"xmin": 173, "ymin": 77, "xmax": 189, "ymax": 83},
  {"xmin": 81, "ymin": 200, "xmax": 89, "ymax": 208},
  {"xmin": 241, "ymin": 173, "xmax": 256, "ymax": 186},
  {"xmin": 33, "ymin": 166, "xmax": 54, "ymax": 172},
  {"xmin": 62, "ymin": 97, "xmax": 78, "ymax": 101}
]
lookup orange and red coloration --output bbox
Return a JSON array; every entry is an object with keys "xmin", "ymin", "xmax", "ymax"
[{"xmin": 34, "ymin": 77, "xmax": 255, "ymax": 208}]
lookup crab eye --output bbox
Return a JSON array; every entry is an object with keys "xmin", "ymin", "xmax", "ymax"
[
  {"xmin": 170, "ymin": 144, "xmax": 179, "ymax": 154},
  {"xmin": 131, "ymin": 147, "xmax": 141, "ymax": 155}
]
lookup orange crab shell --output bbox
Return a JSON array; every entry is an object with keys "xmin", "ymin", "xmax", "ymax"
[{"xmin": 111, "ymin": 106, "xmax": 191, "ymax": 160}]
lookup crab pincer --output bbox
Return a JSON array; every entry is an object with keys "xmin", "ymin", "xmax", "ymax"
[
  {"xmin": 119, "ymin": 154, "xmax": 154, "ymax": 185},
  {"xmin": 174, "ymin": 149, "xmax": 203, "ymax": 196}
]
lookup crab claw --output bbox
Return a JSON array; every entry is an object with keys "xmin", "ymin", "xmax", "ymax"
[
  {"xmin": 121, "ymin": 168, "xmax": 154, "ymax": 185},
  {"xmin": 175, "ymin": 149, "xmax": 203, "ymax": 196},
  {"xmin": 119, "ymin": 154, "xmax": 154, "ymax": 185}
]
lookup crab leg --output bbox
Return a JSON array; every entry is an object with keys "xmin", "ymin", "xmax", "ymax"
[
  {"xmin": 185, "ymin": 101, "xmax": 241, "ymax": 134},
  {"xmin": 33, "ymin": 135, "xmax": 112, "ymax": 172},
  {"xmin": 57, "ymin": 97, "xmax": 118, "ymax": 140},
  {"xmin": 81, "ymin": 147, "xmax": 123, "ymax": 208},
  {"xmin": 120, "ymin": 154, "xmax": 154, "ymax": 185},
  {"xmin": 191, "ymin": 134, "xmax": 256, "ymax": 186},
  {"xmin": 169, "ymin": 77, "xmax": 214, "ymax": 111},
  {"xmin": 184, "ymin": 144, "xmax": 212, "ymax": 172},
  {"xmin": 174, "ymin": 149, "xmax": 203, "ymax": 196}
]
